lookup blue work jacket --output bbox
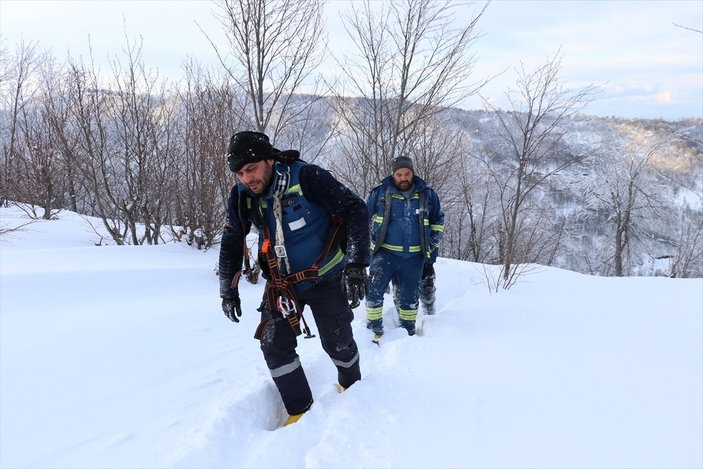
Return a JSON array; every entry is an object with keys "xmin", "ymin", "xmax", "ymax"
[{"xmin": 367, "ymin": 175, "xmax": 444, "ymax": 262}]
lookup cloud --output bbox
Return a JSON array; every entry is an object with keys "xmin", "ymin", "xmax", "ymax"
[
  {"xmin": 656, "ymin": 91, "xmax": 675, "ymax": 104},
  {"xmin": 3, "ymin": 0, "xmax": 700, "ymax": 120}
]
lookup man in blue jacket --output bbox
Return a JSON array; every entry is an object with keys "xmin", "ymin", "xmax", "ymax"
[
  {"xmin": 366, "ymin": 155, "xmax": 444, "ymax": 339},
  {"xmin": 218, "ymin": 131, "xmax": 370, "ymax": 426}
]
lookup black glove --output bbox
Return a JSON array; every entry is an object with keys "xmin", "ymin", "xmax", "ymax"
[
  {"xmin": 220, "ymin": 270, "xmax": 242, "ymax": 322},
  {"xmin": 423, "ymin": 263, "xmax": 435, "ymax": 279},
  {"xmin": 222, "ymin": 295, "xmax": 242, "ymax": 323},
  {"xmin": 343, "ymin": 263, "xmax": 368, "ymax": 309}
]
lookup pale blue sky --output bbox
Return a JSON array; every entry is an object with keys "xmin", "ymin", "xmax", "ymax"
[{"xmin": 1, "ymin": 0, "xmax": 701, "ymax": 120}]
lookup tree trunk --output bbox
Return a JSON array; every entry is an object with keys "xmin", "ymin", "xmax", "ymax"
[{"xmin": 614, "ymin": 224, "xmax": 624, "ymax": 277}]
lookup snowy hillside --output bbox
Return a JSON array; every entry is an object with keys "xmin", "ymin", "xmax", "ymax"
[{"xmin": 1, "ymin": 206, "xmax": 702, "ymax": 469}]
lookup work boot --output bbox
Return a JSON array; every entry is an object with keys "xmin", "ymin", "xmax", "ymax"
[
  {"xmin": 366, "ymin": 318, "xmax": 383, "ymax": 336},
  {"xmin": 284, "ymin": 412, "xmax": 305, "ymax": 426},
  {"xmin": 399, "ymin": 319, "xmax": 416, "ymax": 336}
]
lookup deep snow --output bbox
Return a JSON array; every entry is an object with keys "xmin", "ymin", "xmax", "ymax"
[{"xmin": 1, "ymin": 206, "xmax": 702, "ymax": 469}]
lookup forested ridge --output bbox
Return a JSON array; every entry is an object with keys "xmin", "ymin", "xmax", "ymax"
[{"xmin": 2, "ymin": 0, "xmax": 701, "ymax": 280}]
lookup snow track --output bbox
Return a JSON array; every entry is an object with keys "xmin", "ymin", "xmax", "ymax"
[{"xmin": 2, "ymin": 207, "xmax": 701, "ymax": 468}]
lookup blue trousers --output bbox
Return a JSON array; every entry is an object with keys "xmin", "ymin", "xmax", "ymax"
[{"xmin": 366, "ymin": 249, "xmax": 424, "ymax": 322}]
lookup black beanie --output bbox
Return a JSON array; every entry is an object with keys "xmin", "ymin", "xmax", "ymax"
[
  {"xmin": 227, "ymin": 131, "xmax": 274, "ymax": 172},
  {"xmin": 392, "ymin": 155, "xmax": 414, "ymax": 174}
]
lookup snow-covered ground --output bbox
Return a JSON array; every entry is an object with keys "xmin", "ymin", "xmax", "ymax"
[{"xmin": 1, "ymin": 205, "xmax": 702, "ymax": 469}]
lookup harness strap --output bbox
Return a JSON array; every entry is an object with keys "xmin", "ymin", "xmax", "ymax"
[
  {"xmin": 254, "ymin": 213, "xmax": 319, "ymax": 340},
  {"xmin": 237, "ymin": 192, "xmax": 252, "ymax": 273},
  {"xmin": 245, "ymin": 169, "xmax": 345, "ymax": 341},
  {"xmin": 272, "ymin": 167, "xmax": 292, "ymax": 273},
  {"xmin": 418, "ymin": 190, "xmax": 428, "ymax": 258},
  {"xmin": 373, "ymin": 185, "xmax": 393, "ymax": 254},
  {"xmin": 314, "ymin": 214, "xmax": 345, "ymax": 269}
]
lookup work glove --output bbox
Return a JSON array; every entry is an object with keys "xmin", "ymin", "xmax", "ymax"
[
  {"xmin": 222, "ymin": 293, "xmax": 242, "ymax": 323},
  {"xmin": 427, "ymin": 242, "xmax": 439, "ymax": 259},
  {"xmin": 220, "ymin": 271, "xmax": 242, "ymax": 322},
  {"xmin": 343, "ymin": 263, "xmax": 368, "ymax": 309},
  {"xmin": 423, "ymin": 263, "xmax": 435, "ymax": 279}
]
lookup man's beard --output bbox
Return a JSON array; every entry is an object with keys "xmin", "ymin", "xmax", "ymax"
[{"xmin": 247, "ymin": 177, "xmax": 269, "ymax": 194}]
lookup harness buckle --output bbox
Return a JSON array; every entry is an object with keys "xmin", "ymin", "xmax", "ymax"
[
  {"xmin": 243, "ymin": 264, "xmax": 260, "ymax": 284},
  {"xmin": 277, "ymin": 294, "xmax": 297, "ymax": 318},
  {"xmin": 274, "ymin": 244, "xmax": 288, "ymax": 258},
  {"xmin": 273, "ymin": 244, "xmax": 288, "ymax": 259}
]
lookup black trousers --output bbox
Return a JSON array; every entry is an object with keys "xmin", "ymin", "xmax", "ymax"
[{"xmin": 259, "ymin": 273, "xmax": 361, "ymax": 415}]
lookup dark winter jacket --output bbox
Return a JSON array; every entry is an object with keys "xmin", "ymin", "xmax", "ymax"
[
  {"xmin": 219, "ymin": 160, "xmax": 370, "ymax": 297},
  {"xmin": 367, "ymin": 175, "xmax": 444, "ymax": 262}
]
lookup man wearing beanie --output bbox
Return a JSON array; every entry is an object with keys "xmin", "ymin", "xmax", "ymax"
[
  {"xmin": 365, "ymin": 155, "xmax": 444, "ymax": 340},
  {"xmin": 218, "ymin": 130, "xmax": 370, "ymax": 426}
]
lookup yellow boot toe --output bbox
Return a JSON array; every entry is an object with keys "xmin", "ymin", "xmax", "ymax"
[{"xmin": 284, "ymin": 412, "xmax": 305, "ymax": 426}]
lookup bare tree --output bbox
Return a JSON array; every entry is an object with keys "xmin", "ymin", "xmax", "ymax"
[
  {"xmin": 209, "ymin": 0, "xmax": 329, "ymax": 152},
  {"xmin": 0, "ymin": 40, "xmax": 43, "ymax": 208},
  {"xmin": 61, "ymin": 56, "xmax": 129, "ymax": 243},
  {"xmin": 330, "ymin": 0, "xmax": 489, "ymax": 195},
  {"xmin": 446, "ymin": 145, "xmax": 497, "ymax": 263},
  {"xmin": 11, "ymin": 59, "xmax": 65, "ymax": 219},
  {"xmin": 673, "ymin": 23, "xmax": 703, "ymax": 34},
  {"xmin": 669, "ymin": 209, "xmax": 703, "ymax": 278},
  {"xmin": 45, "ymin": 61, "xmax": 86, "ymax": 214},
  {"xmin": 173, "ymin": 59, "xmax": 248, "ymax": 249},
  {"xmin": 1, "ymin": 44, "xmax": 71, "ymax": 220},
  {"xmin": 57, "ymin": 39, "xmax": 172, "ymax": 246},
  {"xmin": 583, "ymin": 129, "xmax": 669, "ymax": 276},
  {"xmin": 483, "ymin": 51, "xmax": 598, "ymax": 287},
  {"xmin": 654, "ymin": 129, "xmax": 703, "ymax": 278},
  {"xmin": 108, "ymin": 32, "xmax": 178, "ymax": 245}
]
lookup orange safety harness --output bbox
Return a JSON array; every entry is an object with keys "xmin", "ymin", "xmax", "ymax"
[{"xmin": 243, "ymin": 196, "xmax": 346, "ymax": 340}]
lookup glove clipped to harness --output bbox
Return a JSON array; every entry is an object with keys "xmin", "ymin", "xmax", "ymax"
[{"xmin": 343, "ymin": 263, "xmax": 368, "ymax": 309}]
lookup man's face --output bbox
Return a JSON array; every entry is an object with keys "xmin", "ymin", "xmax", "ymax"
[
  {"xmin": 236, "ymin": 159, "xmax": 274, "ymax": 195},
  {"xmin": 392, "ymin": 168, "xmax": 414, "ymax": 191}
]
